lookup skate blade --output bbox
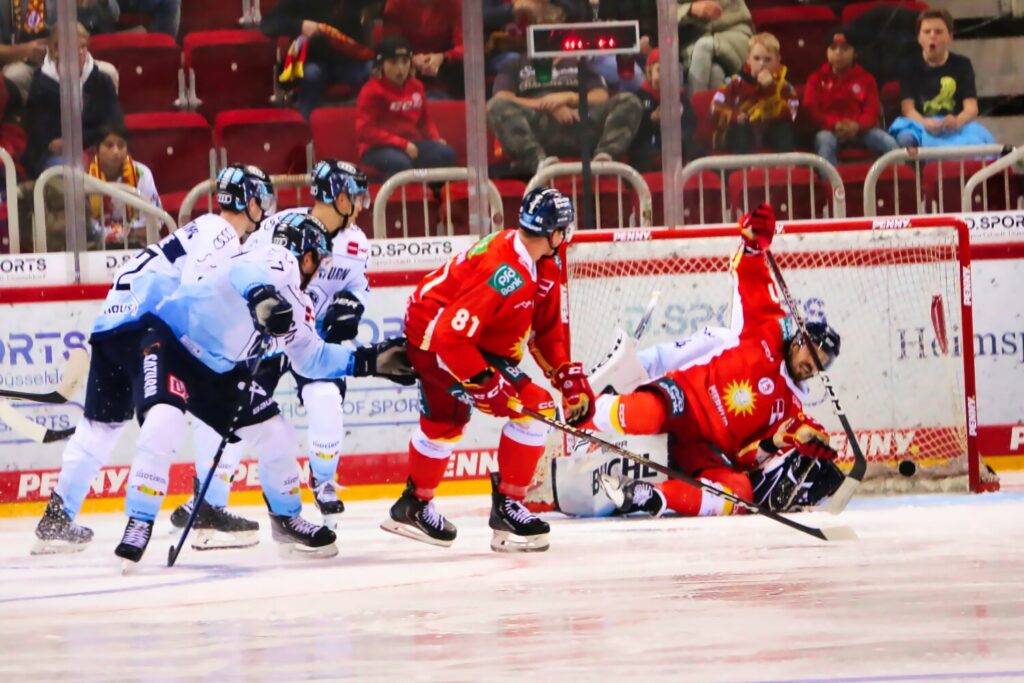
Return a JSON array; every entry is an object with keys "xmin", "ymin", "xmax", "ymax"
[
  {"xmin": 191, "ymin": 529, "xmax": 260, "ymax": 551},
  {"xmin": 490, "ymin": 530, "xmax": 550, "ymax": 553},
  {"xmin": 30, "ymin": 539, "xmax": 90, "ymax": 556},
  {"xmin": 120, "ymin": 559, "xmax": 138, "ymax": 575},
  {"xmin": 379, "ymin": 519, "xmax": 454, "ymax": 548},
  {"xmin": 275, "ymin": 541, "xmax": 339, "ymax": 560}
]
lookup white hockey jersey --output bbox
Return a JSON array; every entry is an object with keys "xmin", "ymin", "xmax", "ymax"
[
  {"xmin": 91, "ymin": 214, "xmax": 243, "ymax": 338},
  {"xmin": 154, "ymin": 244, "xmax": 356, "ymax": 378}
]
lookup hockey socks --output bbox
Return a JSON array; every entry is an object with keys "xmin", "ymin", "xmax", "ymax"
[{"xmin": 658, "ymin": 469, "xmax": 753, "ymax": 517}]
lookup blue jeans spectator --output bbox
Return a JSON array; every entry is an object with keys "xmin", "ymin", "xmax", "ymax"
[
  {"xmin": 814, "ymin": 128, "xmax": 899, "ymax": 166},
  {"xmin": 119, "ymin": 0, "xmax": 181, "ymax": 37},
  {"xmin": 298, "ymin": 60, "xmax": 373, "ymax": 120},
  {"xmin": 590, "ymin": 55, "xmax": 644, "ymax": 93},
  {"xmin": 362, "ymin": 140, "xmax": 457, "ymax": 181}
]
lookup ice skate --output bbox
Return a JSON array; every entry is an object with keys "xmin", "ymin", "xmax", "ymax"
[
  {"xmin": 598, "ymin": 474, "xmax": 667, "ymax": 517},
  {"xmin": 268, "ymin": 512, "xmax": 338, "ymax": 559},
  {"xmin": 170, "ymin": 479, "xmax": 259, "ymax": 549},
  {"xmin": 309, "ymin": 472, "xmax": 345, "ymax": 530},
  {"xmin": 31, "ymin": 493, "xmax": 94, "ymax": 555},
  {"xmin": 115, "ymin": 517, "xmax": 154, "ymax": 569},
  {"xmin": 169, "ymin": 498, "xmax": 194, "ymax": 529},
  {"xmin": 379, "ymin": 478, "xmax": 457, "ymax": 548},
  {"xmin": 489, "ymin": 472, "xmax": 550, "ymax": 553}
]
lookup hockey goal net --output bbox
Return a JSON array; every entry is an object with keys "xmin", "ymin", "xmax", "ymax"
[{"xmin": 529, "ymin": 217, "xmax": 996, "ymax": 507}]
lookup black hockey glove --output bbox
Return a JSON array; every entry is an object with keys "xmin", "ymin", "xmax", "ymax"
[
  {"xmin": 353, "ymin": 336, "xmax": 417, "ymax": 386},
  {"xmin": 322, "ymin": 291, "xmax": 365, "ymax": 343},
  {"xmin": 246, "ymin": 284, "xmax": 293, "ymax": 337}
]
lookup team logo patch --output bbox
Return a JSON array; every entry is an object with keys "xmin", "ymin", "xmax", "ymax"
[
  {"xmin": 468, "ymin": 232, "xmax": 498, "ymax": 258},
  {"xmin": 723, "ymin": 379, "xmax": 756, "ymax": 417},
  {"xmin": 758, "ymin": 377, "xmax": 775, "ymax": 395},
  {"xmin": 168, "ymin": 374, "xmax": 189, "ymax": 401},
  {"xmin": 488, "ymin": 264, "xmax": 524, "ymax": 297}
]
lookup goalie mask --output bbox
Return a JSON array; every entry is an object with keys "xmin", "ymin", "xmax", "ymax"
[
  {"xmin": 519, "ymin": 187, "xmax": 575, "ymax": 245},
  {"xmin": 272, "ymin": 213, "xmax": 330, "ymax": 289},
  {"xmin": 216, "ymin": 164, "xmax": 275, "ymax": 226},
  {"xmin": 311, "ymin": 159, "xmax": 370, "ymax": 217}
]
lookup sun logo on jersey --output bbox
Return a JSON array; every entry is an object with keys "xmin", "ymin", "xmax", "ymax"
[{"xmin": 723, "ymin": 379, "xmax": 756, "ymax": 417}]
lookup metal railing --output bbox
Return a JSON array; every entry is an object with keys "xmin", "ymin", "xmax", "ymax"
[
  {"xmin": 862, "ymin": 145, "xmax": 1008, "ymax": 216},
  {"xmin": 32, "ymin": 167, "xmax": 177, "ymax": 252},
  {"xmin": 0, "ymin": 146, "xmax": 21, "ymax": 253},
  {"xmin": 680, "ymin": 153, "xmax": 847, "ymax": 224},
  {"xmin": 525, "ymin": 161, "xmax": 654, "ymax": 228},
  {"xmin": 961, "ymin": 145, "xmax": 1024, "ymax": 212},
  {"xmin": 178, "ymin": 173, "xmax": 311, "ymax": 227},
  {"xmin": 372, "ymin": 167, "xmax": 505, "ymax": 239}
]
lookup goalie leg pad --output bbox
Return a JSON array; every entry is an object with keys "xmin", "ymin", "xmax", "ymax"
[
  {"xmin": 550, "ymin": 448, "xmax": 622, "ymax": 517},
  {"xmin": 587, "ymin": 328, "xmax": 651, "ymax": 395}
]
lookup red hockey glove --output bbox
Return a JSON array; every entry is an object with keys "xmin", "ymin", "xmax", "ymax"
[
  {"xmin": 773, "ymin": 412, "xmax": 829, "ymax": 450},
  {"xmin": 739, "ymin": 202, "xmax": 776, "ymax": 253},
  {"xmin": 551, "ymin": 362, "xmax": 595, "ymax": 425},
  {"xmin": 462, "ymin": 368, "xmax": 521, "ymax": 419},
  {"xmin": 794, "ymin": 439, "xmax": 838, "ymax": 461}
]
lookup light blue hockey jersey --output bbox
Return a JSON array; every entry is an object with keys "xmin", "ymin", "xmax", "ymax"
[{"xmin": 154, "ymin": 244, "xmax": 356, "ymax": 378}]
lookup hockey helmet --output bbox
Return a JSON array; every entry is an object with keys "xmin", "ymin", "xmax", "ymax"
[
  {"xmin": 272, "ymin": 213, "xmax": 330, "ymax": 268},
  {"xmin": 216, "ymin": 164, "xmax": 275, "ymax": 217},
  {"xmin": 310, "ymin": 159, "xmax": 370, "ymax": 209},
  {"xmin": 803, "ymin": 321, "xmax": 841, "ymax": 369},
  {"xmin": 519, "ymin": 187, "xmax": 575, "ymax": 242}
]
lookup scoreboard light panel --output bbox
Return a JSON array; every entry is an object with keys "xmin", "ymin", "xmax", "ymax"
[{"xmin": 527, "ymin": 21, "xmax": 640, "ymax": 59}]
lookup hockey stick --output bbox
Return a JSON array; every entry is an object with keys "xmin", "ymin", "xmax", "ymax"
[
  {"xmin": 764, "ymin": 252, "xmax": 866, "ymax": 515},
  {"xmin": 633, "ymin": 290, "xmax": 661, "ymax": 341},
  {"xmin": 519, "ymin": 406, "xmax": 857, "ymax": 542},
  {"xmin": 0, "ymin": 402, "xmax": 76, "ymax": 443},
  {"xmin": 0, "ymin": 348, "xmax": 89, "ymax": 403},
  {"xmin": 167, "ymin": 336, "xmax": 270, "ymax": 567}
]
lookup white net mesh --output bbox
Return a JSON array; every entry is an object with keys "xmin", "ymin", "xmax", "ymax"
[{"xmin": 528, "ymin": 223, "xmax": 988, "ymax": 506}]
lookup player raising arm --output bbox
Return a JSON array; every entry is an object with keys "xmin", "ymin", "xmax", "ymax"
[{"xmin": 380, "ymin": 188, "xmax": 595, "ymax": 553}]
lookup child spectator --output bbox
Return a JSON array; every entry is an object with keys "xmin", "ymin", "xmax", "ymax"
[
  {"xmin": 24, "ymin": 22, "xmax": 123, "ymax": 177},
  {"xmin": 86, "ymin": 122, "xmax": 161, "ymax": 248},
  {"xmin": 679, "ymin": 0, "xmax": 754, "ymax": 91},
  {"xmin": 888, "ymin": 9, "xmax": 994, "ymax": 148},
  {"xmin": 356, "ymin": 37, "xmax": 456, "ymax": 180},
  {"xmin": 382, "ymin": 0, "xmax": 464, "ymax": 98},
  {"xmin": 630, "ymin": 47, "xmax": 698, "ymax": 171},
  {"xmin": 0, "ymin": 76, "xmax": 26, "ymax": 178},
  {"xmin": 802, "ymin": 30, "xmax": 897, "ymax": 166},
  {"xmin": 711, "ymin": 32, "xmax": 797, "ymax": 154}
]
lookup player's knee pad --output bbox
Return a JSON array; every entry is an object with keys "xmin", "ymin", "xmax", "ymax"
[
  {"xmin": 68, "ymin": 418, "xmax": 126, "ymax": 462},
  {"xmin": 302, "ymin": 381, "xmax": 345, "ymax": 453},
  {"xmin": 137, "ymin": 404, "xmax": 188, "ymax": 464},
  {"xmin": 236, "ymin": 414, "xmax": 297, "ymax": 460},
  {"xmin": 411, "ymin": 426, "xmax": 457, "ymax": 460},
  {"xmin": 503, "ymin": 416, "xmax": 550, "ymax": 448}
]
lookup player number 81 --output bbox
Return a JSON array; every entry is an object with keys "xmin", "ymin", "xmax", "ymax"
[{"xmin": 452, "ymin": 308, "xmax": 481, "ymax": 337}]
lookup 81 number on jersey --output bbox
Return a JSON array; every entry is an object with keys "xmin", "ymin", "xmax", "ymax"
[{"xmin": 452, "ymin": 308, "xmax": 480, "ymax": 337}]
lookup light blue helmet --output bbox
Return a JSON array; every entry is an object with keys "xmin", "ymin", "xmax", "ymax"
[{"xmin": 216, "ymin": 164, "xmax": 275, "ymax": 220}]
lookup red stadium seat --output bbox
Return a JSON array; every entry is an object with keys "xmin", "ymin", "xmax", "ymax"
[
  {"xmin": 371, "ymin": 182, "xmax": 439, "ymax": 238},
  {"xmin": 835, "ymin": 161, "xmax": 918, "ymax": 217},
  {"xmin": 440, "ymin": 179, "xmax": 526, "ymax": 233},
  {"xmin": 689, "ymin": 90, "xmax": 719, "ymax": 154},
  {"xmin": 310, "ymin": 106, "xmax": 359, "ymax": 163},
  {"xmin": 125, "ymin": 111, "xmax": 215, "ymax": 218},
  {"xmin": 90, "ymin": 33, "xmax": 182, "ymax": 114},
  {"xmin": 181, "ymin": 0, "xmax": 246, "ymax": 34},
  {"xmin": 214, "ymin": 108, "xmax": 311, "ymax": 176},
  {"xmin": 429, "ymin": 100, "xmax": 468, "ymax": 166},
  {"xmin": 641, "ymin": 171, "xmax": 725, "ymax": 227},
  {"xmin": 183, "ymin": 30, "xmax": 277, "ymax": 119},
  {"xmin": 727, "ymin": 167, "xmax": 825, "ymax": 221},
  {"xmin": 879, "ymin": 81, "xmax": 902, "ymax": 127},
  {"xmin": 750, "ymin": 6, "xmax": 837, "ymax": 85},
  {"xmin": 841, "ymin": 1, "xmax": 928, "ymax": 25},
  {"xmin": 924, "ymin": 160, "xmax": 1023, "ymax": 213}
]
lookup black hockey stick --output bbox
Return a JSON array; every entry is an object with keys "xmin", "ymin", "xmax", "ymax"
[
  {"xmin": 764, "ymin": 252, "xmax": 866, "ymax": 515},
  {"xmin": 519, "ymin": 406, "xmax": 857, "ymax": 542},
  {"xmin": 0, "ymin": 348, "xmax": 90, "ymax": 403},
  {"xmin": 168, "ymin": 336, "xmax": 270, "ymax": 567}
]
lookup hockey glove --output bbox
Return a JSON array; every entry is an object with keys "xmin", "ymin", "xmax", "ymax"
[
  {"xmin": 352, "ymin": 336, "xmax": 417, "ymax": 385},
  {"xmin": 793, "ymin": 439, "xmax": 838, "ymax": 461},
  {"xmin": 246, "ymin": 284, "xmax": 293, "ymax": 337},
  {"xmin": 551, "ymin": 361, "xmax": 595, "ymax": 425},
  {"xmin": 322, "ymin": 291, "xmax": 365, "ymax": 343},
  {"xmin": 462, "ymin": 368, "xmax": 521, "ymax": 419},
  {"xmin": 739, "ymin": 202, "xmax": 776, "ymax": 253},
  {"xmin": 771, "ymin": 412, "xmax": 834, "ymax": 460}
]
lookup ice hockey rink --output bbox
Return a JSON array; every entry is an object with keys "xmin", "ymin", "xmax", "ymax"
[{"xmin": 3, "ymin": 476, "xmax": 1024, "ymax": 683}]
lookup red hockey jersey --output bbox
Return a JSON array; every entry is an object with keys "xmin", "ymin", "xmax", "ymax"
[{"xmin": 404, "ymin": 230, "xmax": 570, "ymax": 382}]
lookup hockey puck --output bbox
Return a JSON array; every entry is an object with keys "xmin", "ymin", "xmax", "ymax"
[{"xmin": 898, "ymin": 459, "xmax": 917, "ymax": 477}]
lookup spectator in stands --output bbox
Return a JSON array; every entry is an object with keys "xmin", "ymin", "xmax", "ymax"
[
  {"xmin": 69, "ymin": 0, "xmax": 120, "ymax": 37},
  {"xmin": 356, "ymin": 37, "xmax": 456, "ymax": 180},
  {"xmin": 487, "ymin": 54, "xmax": 642, "ymax": 176},
  {"xmin": 85, "ymin": 121, "xmax": 161, "ymax": 248},
  {"xmin": 0, "ymin": 76, "xmax": 27, "ymax": 178},
  {"xmin": 679, "ymin": 0, "xmax": 754, "ymax": 92},
  {"xmin": 24, "ymin": 22, "xmax": 123, "ymax": 177},
  {"xmin": 382, "ymin": 0, "xmax": 464, "ymax": 99},
  {"xmin": 262, "ymin": 0, "xmax": 374, "ymax": 120},
  {"xmin": 596, "ymin": 0, "xmax": 654, "ymax": 92},
  {"xmin": 803, "ymin": 30, "xmax": 898, "ymax": 166},
  {"xmin": 116, "ymin": 0, "xmax": 180, "ymax": 37},
  {"xmin": 888, "ymin": 9, "xmax": 994, "ymax": 148},
  {"xmin": 711, "ymin": 32, "xmax": 797, "ymax": 154},
  {"xmin": 1, "ymin": 2, "xmax": 51, "ymax": 102},
  {"xmin": 630, "ymin": 47, "xmax": 698, "ymax": 171}
]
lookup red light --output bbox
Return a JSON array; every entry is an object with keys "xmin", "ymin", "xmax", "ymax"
[
  {"xmin": 598, "ymin": 38, "xmax": 606, "ymax": 48},
  {"xmin": 609, "ymin": 38, "xmax": 616, "ymax": 47}
]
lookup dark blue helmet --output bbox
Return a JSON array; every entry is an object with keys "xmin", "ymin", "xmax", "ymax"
[
  {"xmin": 216, "ymin": 164, "xmax": 275, "ymax": 216},
  {"xmin": 519, "ymin": 187, "xmax": 575, "ymax": 241},
  {"xmin": 310, "ymin": 159, "xmax": 370, "ymax": 209},
  {"xmin": 272, "ymin": 213, "xmax": 330, "ymax": 267},
  {"xmin": 804, "ymin": 321, "xmax": 841, "ymax": 369}
]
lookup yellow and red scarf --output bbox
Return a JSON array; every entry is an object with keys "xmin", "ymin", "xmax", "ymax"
[
  {"xmin": 11, "ymin": 0, "xmax": 46, "ymax": 40},
  {"xmin": 279, "ymin": 24, "xmax": 374, "ymax": 84},
  {"xmin": 88, "ymin": 153, "xmax": 140, "ymax": 229}
]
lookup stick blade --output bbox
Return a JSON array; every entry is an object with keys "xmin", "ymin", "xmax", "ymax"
[
  {"xmin": 826, "ymin": 477, "xmax": 861, "ymax": 515},
  {"xmin": 820, "ymin": 525, "xmax": 859, "ymax": 542},
  {"xmin": 57, "ymin": 348, "xmax": 90, "ymax": 400},
  {"xmin": 167, "ymin": 545, "xmax": 178, "ymax": 567},
  {"xmin": 0, "ymin": 402, "xmax": 48, "ymax": 443}
]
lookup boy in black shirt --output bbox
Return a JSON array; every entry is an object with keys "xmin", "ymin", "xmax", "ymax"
[
  {"xmin": 629, "ymin": 47, "xmax": 699, "ymax": 172},
  {"xmin": 888, "ymin": 8, "xmax": 994, "ymax": 147}
]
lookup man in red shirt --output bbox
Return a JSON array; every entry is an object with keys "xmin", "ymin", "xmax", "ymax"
[
  {"xmin": 802, "ymin": 30, "xmax": 898, "ymax": 166},
  {"xmin": 584, "ymin": 204, "xmax": 842, "ymax": 518},
  {"xmin": 380, "ymin": 188, "xmax": 595, "ymax": 553},
  {"xmin": 356, "ymin": 37, "xmax": 456, "ymax": 180}
]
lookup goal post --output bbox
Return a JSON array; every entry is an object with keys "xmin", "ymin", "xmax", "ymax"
[{"xmin": 529, "ymin": 216, "xmax": 994, "ymax": 507}]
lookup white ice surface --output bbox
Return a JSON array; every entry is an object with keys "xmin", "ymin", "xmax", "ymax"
[{"xmin": 3, "ymin": 475, "xmax": 1024, "ymax": 683}]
